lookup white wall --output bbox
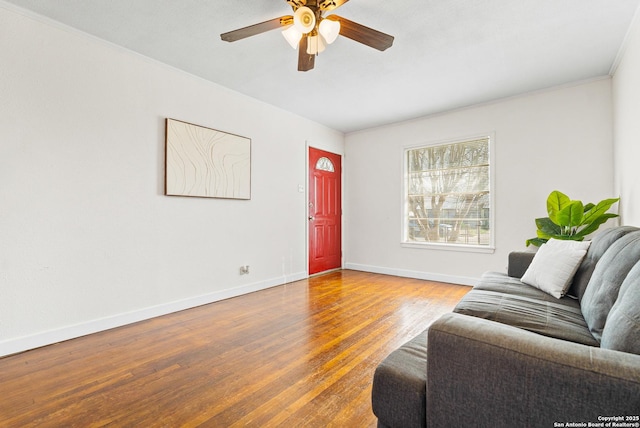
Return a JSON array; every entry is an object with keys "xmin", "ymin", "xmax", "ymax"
[
  {"xmin": 344, "ymin": 80, "xmax": 615, "ymax": 284},
  {"xmin": 613, "ymin": 10, "xmax": 640, "ymax": 225},
  {"xmin": 0, "ymin": 6, "xmax": 343, "ymax": 356}
]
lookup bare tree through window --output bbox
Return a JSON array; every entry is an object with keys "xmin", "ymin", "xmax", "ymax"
[{"xmin": 406, "ymin": 137, "xmax": 491, "ymax": 246}]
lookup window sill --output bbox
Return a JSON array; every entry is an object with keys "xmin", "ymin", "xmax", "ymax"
[{"xmin": 401, "ymin": 241, "xmax": 496, "ymax": 254}]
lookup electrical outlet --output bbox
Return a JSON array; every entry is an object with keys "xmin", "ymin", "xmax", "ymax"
[{"xmin": 239, "ymin": 265, "xmax": 250, "ymax": 275}]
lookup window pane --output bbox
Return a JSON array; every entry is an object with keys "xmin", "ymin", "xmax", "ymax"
[
  {"xmin": 316, "ymin": 157, "xmax": 335, "ymax": 172},
  {"xmin": 405, "ymin": 137, "xmax": 491, "ymax": 246}
]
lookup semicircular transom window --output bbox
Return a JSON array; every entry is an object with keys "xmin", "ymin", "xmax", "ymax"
[{"xmin": 316, "ymin": 157, "xmax": 335, "ymax": 172}]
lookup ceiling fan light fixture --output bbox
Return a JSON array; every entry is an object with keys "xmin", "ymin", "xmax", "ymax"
[
  {"xmin": 282, "ymin": 25, "xmax": 302, "ymax": 49},
  {"xmin": 220, "ymin": 0, "xmax": 395, "ymax": 72},
  {"xmin": 294, "ymin": 6, "xmax": 316, "ymax": 34},
  {"xmin": 306, "ymin": 34, "xmax": 326, "ymax": 55},
  {"xmin": 319, "ymin": 18, "xmax": 340, "ymax": 44}
]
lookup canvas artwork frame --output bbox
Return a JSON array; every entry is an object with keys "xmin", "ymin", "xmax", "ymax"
[{"xmin": 165, "ymin": 118, "xmax": 251, "ymax": 200}]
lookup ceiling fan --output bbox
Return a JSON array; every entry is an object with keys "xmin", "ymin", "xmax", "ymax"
[{"xmin": 220, "ymin": 0, "xmax": 394, "ymax": 72}]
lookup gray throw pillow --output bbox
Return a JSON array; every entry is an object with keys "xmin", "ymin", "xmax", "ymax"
[
  {"xmin": 600, "ymin": 261, "xmax": 640, "ymax": 355},
  {"xmin": 581, "ymin": 231, "xmax": 640, "ymax": 341},
  {"xmin": 521, "ymin": 239, "xmax": 591, "ymax": 299}
]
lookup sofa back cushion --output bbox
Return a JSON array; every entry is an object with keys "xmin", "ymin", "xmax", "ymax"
[
  {"xmin": 581, "ymin": 231, "xmax": 640, "ymax": 342},
  {"xmin": 569, "ymin": 226, "xmax": 640, "ymax": 300},
  {"xmin": 600, "ymin": 261, "xmax": 640, "ymax": 355}
]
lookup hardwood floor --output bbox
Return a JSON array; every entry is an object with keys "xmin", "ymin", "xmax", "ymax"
[{"xmin": 0, "ymin": 270, "xmax": 469, "ymax": 427}]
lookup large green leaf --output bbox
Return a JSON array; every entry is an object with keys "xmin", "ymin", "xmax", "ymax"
[
  {"xmin": 537, "ymin": 229, "xmax": 552, "ymax": 239},
  {"xmin": 555, "ymin": 201, "xmax": 584, "ymax": 228},
  {"xmin": 535, "ymin": 217, "xmax": 561, "ymax": 236},
  {"xmin": 573, "ymin": 213, "xmax": 619, "ymax": 238},
  {"xmin": 547, "ymin": 190, "xmax": 571, "ymax": 224},
  {"xmin": 580, "ymin": 198, "xmax": 620, "ymax": 226},
  {"xmin": 526, "ymin": 237, "xmax": 548, "ymax": 247}
]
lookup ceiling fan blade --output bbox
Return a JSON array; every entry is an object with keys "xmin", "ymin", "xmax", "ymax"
[
  {"xmin": 319, "ymin": 0, "xmax": 349, "ymax": 12},
  {"xmin": 327, "ymin": 15, "xmax": 394, "ymax": 51},
  {"xmin": 298, "ymin": 37, "xmax": 315, "ymax": 71},
  {"xmin": 221, "ymin": 16, "xmax": 293, "ymax": 42}
]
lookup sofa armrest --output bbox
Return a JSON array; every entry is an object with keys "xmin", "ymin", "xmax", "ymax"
[
  {"xmin": 507, "ymin": 251, "xmax": 535, "ymax": 278},
  {"xmin": 427, "ymin": 313, "xmax": 640, "ymax": 427}
]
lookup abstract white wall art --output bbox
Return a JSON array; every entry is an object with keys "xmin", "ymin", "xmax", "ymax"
[{"xmin": 165, "ymin": 119, "xmax": 251, "ymax": 199}]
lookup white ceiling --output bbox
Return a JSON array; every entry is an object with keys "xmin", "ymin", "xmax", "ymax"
[{"xmin": 4, "ymin": 0, "xmax": 640, "ymax": 133}]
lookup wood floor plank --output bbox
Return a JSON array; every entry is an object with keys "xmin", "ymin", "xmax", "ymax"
[{"xmin": 0, "ymin": 270, "xmax": 469, "ymax": 427}]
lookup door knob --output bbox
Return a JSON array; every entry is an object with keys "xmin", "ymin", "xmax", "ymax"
[{"xmin": 308, "ymin": 216, "xmax": 315, "ymax": 221}]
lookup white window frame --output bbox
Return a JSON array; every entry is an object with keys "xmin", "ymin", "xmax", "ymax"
[{"xmin": 401, "ymin": 133, "xmax": 496, "ymax": 253}]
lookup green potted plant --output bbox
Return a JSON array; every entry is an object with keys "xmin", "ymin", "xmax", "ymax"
[{"xmin": 526, "ymin": 190, "xmax": 620, "ymax": 247}]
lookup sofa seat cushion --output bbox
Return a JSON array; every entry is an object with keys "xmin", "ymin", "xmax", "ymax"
[
  {"xmin": 474, "ymin": 271, "xmax": 577, "ymax": 303},
  {"xmin": 454, "ymin": 272, "xmax": 598, "ymax": 346},
  {"xmin": 372, "ymin": 330, "xmax": 428, "ymax": 428}
]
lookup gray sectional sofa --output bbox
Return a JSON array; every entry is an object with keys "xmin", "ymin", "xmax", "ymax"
[{"xmin": 372, "ymin": 226, "xmax": 640, "ymax": 427}]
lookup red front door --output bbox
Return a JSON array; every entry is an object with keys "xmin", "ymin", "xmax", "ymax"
[{"xmin": 308, "ymin": 147, "xmax": 342, "ymax": 275}]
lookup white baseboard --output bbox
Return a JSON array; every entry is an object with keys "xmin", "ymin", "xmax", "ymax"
[
  {"xmin": 0, "ymin": 271, "xmax": 307, "ymax": 358},
  {"xmin": 344, "ymin": 263, "xmax": 478, "ymax": 287}
]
